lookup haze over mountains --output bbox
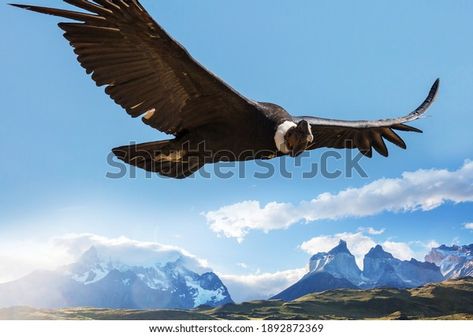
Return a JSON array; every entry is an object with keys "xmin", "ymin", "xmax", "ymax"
[
  {"xmin": 0, "ymin": 240, "xmax": 472, "ymax": 309},
  {"xmin": 0, "ymin": 246, "xmax": 232, "ymax": 309},
  {"xmin": 3, "ymin": 279, "xmax": 473, "ymax": 320}
]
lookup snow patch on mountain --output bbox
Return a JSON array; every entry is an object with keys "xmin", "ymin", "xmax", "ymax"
[
  {"xmin": 363, "ymin": 245, "xmax": 443, "ymax": 288},
  {"xmin": 309, "ymin": 240, "xmax": 364, "ymax": 286},
  {"xmin": 185, "ymin": 276, "xmax": 227, "ymax": 307},
  {"xmin": 274, "ymin": 241, "xmax": 446, "ymax": 301},
  {"xmin": 0, "ymin": 245, "xmax": 233, "ymax": 309},
  {"xmin": 53, "ymin": 233, "xmax": 211, "ymax": 274},
  {"xmin": 426, "ymin": 244, "xmax": 473, "ymax": 278}
]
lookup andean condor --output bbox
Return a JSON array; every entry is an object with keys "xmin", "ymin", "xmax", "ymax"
[{"xmin": 11, "ymin": 0, "xmax": 439, "ymax": 179}]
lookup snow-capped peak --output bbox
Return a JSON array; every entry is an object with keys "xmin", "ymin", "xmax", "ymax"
[
  {"xmin": 426, "ymin": 244, "xmax": 473, "ymax": 278},
  {"xmin": 365, "ymin": 245, "xmax": 394, "ymax": 259},
  {"xmin": 59, "ymin": 245, "xmax": 233, "ymax": 309},
  {"xmin": 309, "ymin": 240, "xmax": 362, "ymax": 286},
  {"xmin": 328, "ymin": 240, "xmax": 352, "ymax": 255}
]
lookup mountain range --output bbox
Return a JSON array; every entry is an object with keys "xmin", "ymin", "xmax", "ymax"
[
  {"xmin": 2, "ymin": 278, "xmax": 473, "ymax": 320},
  {"xmin": 273, "ymin": 240, "xmax": 451, "ymax": 301},
  {"xmin": 1, "ymin": 241, "xmax": 472, "ymax": 309},
  {"xmin": 426, "ymin": 244, "xmax": 473, "ymax": 278},
  {"xmin": 0, "ymin": 246, "xmax": 232, "ymax": 309}
]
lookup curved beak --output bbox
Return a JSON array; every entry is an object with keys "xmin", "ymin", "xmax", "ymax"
[{"xmin": 290, "ymin": 141, "xmax": 308, "ymax": 157}]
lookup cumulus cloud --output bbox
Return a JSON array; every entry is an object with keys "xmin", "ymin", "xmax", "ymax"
[
  {"xmin": 221, "ymin": 268, "xmax": 307, "ymax": 303},
  {"xmin": 299, "ymin": 232, "xmax": 376, "ymax": 268},
  {"xmin": 409, "ymin": 240, "xmax": 440, "ymax": 255},
  {"xmin": 204, "ymin": 161, "xmax": 473, "ymax": 241},
  {"xmin": 225, "ymin": 228, "xmax": 438, "ymax": 302},
  {"xmin": 465, "ymin": 223, "xmax": 473, "ymax": 230},
  {"xmin": 358, "ymin": 227, "xmax": 385, "ymax": 235},
  {"xmin": 299, "ymin": 230, "xmax": 432, "ymax": 268},
  {"xmin": 0, "ymin": 233, "xmax": 210, "ymax": 284},
  {"xmin": 426, "ymin": 240, "xmax": 441, "ymax": 249},
  {"xmin": 382, "ymin": 241, "xmax": 415, "ymax": 261},
  {"xmin": 52, "ymin": 233, "xmax": 210, "ymax": 273},
  {"xmin": 0, "ymin": 233, "xmax": 307, "ymax": 303},
  {"xmin": 204, "ymin": 201, "xmax": 299, "ymax": 243}
]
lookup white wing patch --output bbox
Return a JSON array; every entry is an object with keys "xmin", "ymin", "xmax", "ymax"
[
  {"xmin": 306, "ymin": 121, "xmax": 314, "ymax": 143},
  {"xmin": 155, "ymin": 150, "xmax": 185, "ymax": 162}
]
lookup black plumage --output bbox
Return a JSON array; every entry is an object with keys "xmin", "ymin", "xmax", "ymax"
[{"xmin": 11, "ymin": 0, "xmax": 439, "ymax": 178}]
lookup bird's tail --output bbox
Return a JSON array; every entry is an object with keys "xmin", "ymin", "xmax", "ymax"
[{"xmin": 112, "ymin": 140, "xmax": 204, "ymax": 179}]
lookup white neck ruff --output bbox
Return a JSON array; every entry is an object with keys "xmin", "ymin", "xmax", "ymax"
[{"xmin": 274, "ymin": 121, "xmax": 297, "ymax": 153}]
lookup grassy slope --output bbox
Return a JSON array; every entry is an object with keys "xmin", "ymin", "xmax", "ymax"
[
  {"xmin": 1, "ymin": 278, "xmax": 473, "ymax": 320},
  {"xmin": 0, "ymin": 306, "xmax": 216, "ymax": 320}
]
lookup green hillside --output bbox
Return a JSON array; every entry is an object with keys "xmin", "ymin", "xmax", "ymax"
[{"xmin": 1, "ymin": 278, "xmax": 473, "ymax": 320}]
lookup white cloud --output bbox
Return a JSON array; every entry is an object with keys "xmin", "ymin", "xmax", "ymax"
[
  {"xmin": 382, "ymin": 241, "xmax": 415, "ymax": 261},
  {"xmin": 299, "ymin": 232, "xmax": 376, "ymax": 268},
  {"xmin": 0, "ymin": 232, "xmax": 444, "ymax": 303},
  {"xmin": 52, "ymin": 233, "xmax": 210, "ymax": 273},
  {"xmin": 221, "ymin": 268, "xmax": 306, "ymax": 303},
  {"xmin": 299, "ymin": 231, "xmax": 435, "ymax": 268},
  {"xmin": 0, "ymin": 233, "xmax": 210, "ymax": 284},
  {"xmin": 0, "ymin": 234, "xmax": 310, "ymax": 303},
  {"xmin": 204, "ymin": 161, "xmax": 473, "ymax": 241},
  {"xmin": 358, "ymin": 227, "xmax": 385, "ymax": 235},
  {"xmin": 410, "ymin": 240, "xmax": 440, "ymax": 252},
  {"xmin": 465, "ymin": 223, "xmax": 473, "ymax": 230},
  {"xmin": 204, "ymin": 201, "xmax": 299, "ymax": 243},
  {"xmin": 426, "ymin": 240, "xmax": 441, "ymax": 249},
  {"xmin": 225, "ymin": 229, "xmax": 440, "ymax": 303}
]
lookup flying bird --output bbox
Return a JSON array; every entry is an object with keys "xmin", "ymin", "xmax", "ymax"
[{"xmin": 11, "ymin": 0, "xmax": 439, "ymax": 179}]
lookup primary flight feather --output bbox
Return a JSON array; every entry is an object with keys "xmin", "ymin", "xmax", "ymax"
[{"xmin": 11, "ymin": 0, "xmax": 439, "ymax": 178}]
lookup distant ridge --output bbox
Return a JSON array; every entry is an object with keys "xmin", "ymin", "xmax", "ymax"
[
  {"xmin": 0, "ymin": 246, "xmax": 233, "ymax": 310},
  {"xmin": 273, "ymin": 240, "xmax": 445, "ymax": 301},
  {"xmin": 426, "ymin": 244, "xmax": 473, "ymax": 278},
  {"xmin": 2, "ymin": 278, "xmax": 472, "ymax": 320}
]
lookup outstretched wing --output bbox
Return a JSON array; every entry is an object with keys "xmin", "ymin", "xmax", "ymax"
[
  {"xmin": 293, "ymin": 79, "xmax": 439, "ymax": 157},
  {"xmin": 12, "ymin": 0, "xmax": 259, "ymax": 135}
]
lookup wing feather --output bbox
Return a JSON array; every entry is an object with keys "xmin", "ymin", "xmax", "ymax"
[
  {"xmin": 295, "ymin": 79, "xmax": 439, "ymax": 157},
  {"xmin": 11, "ymin": 1, "xmax": 258, "ymax": 135}
]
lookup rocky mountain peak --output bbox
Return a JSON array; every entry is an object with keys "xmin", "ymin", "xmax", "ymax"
[
  {"xmin": 328, "ymin": 240, "xmax": 352, "ymax": 255},
  {"xmin": 365, "ymin": 245, "xmax": 394, "ymax": 259},
  {"xmin": 426, "ymin": 243, "xmax": 473, "ymax": 278},
  {"xmin": 0, "ymin": 244, "xmax": 233, "ymax": 310},
  {"xmin": 309, "ymin": 240, "xmax": 362, "ymax": 286}
]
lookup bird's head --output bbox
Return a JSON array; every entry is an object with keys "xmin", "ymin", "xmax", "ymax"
[{"xmin": 285, "ymin": 120, "xmax": 314, "ymax": 157}]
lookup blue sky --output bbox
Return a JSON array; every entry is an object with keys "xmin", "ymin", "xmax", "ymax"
[{"xmin": 1, "ymin": 0, "xmax": 473, "ymax": 301}]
